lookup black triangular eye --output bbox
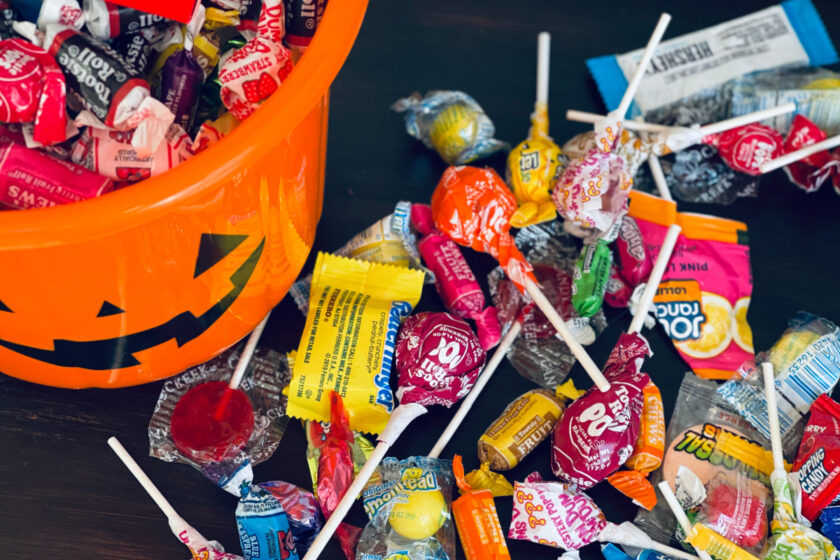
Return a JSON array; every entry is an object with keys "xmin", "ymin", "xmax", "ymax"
[
  {"xmin": 0, "ymin": 299, "xmax": 10, "ymax": 312},
  {"xmin": 194, "ymin": 233, "xmax": 248, "ymax": 278},
  {"xmin": 97, "ymin": 301, "xmax": 125, "ymax": 317}
]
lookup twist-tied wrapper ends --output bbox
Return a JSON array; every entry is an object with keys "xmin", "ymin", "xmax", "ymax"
[
  {"xmin": 432, "ymin": 165, "xmax": 535, "ymax": 293},
  {"xmin": 453, "ymin": 455, "xmax": 511, "ymax": 560},
  {"xmin": 148, "ymin": 344, "xmax": 291, "ymax": 486}
]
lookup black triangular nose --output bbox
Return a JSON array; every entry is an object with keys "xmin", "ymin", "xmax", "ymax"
[
  {"xmin": 0, "ymin": 299, "xmax": 10, "ymax": 312},
  {"xmin": 97, "ymin": 301, "xmax": 125, "ymax": 317},
  {"xmin": 194, "ymin": 233, "xmax": 248, "ymax": 278}
]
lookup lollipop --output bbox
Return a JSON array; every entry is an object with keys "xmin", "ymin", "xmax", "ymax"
[
  {"xmin": 107, "ymin": 437, "xmax": 242, "ymax": 560},
  {"xmin": 170, "ymin": 314, "xmax": 269, "ymax": 464},
  {"xmin": 761, "ymin": 361, "xmax": 838, "ymax": 560},
  {"xmin": 760, "ymin": 132, "xmax": 840, "ymax": 175},
  {"xmin": 431, "ymin": 165, "xmax": 610, "ymax": 392},
  {"xmin": 507, "ymin": 31, "xmax": 562, "ymax": 228},
  {"xmin": 509, "ymin": 472, "xmax": 699, "ymax": 560},
  {"xmin": 302, "ymin": 312, "xmax": 484, "ymax": 560},
  {"xmin": 553, "ymin": 13, "xmax": 671, "ymax": 237}
]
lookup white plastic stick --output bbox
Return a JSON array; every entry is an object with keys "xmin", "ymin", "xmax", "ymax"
[
  {"xmin": 615, "ymin": 13, "xmax": 671, "ymax": 119},
  {"xmin": 429, "ymin": 321, "xmax": 522, "ymax": 458},
  {"xmin": 696, "ymin": 103, "xmax": 796, "ymax": 136},
  {"xmin": 566, "ymin": 110, "xmax": 672, "ymax": 132},
  {"xmin": 628, "ymin": 224, "xmax": 681, "ymax": 334},
  {"xmin": 657, "ymin": 481, "xmax": 693, "ymax": 536},
  {"xmin": 647, "ymin": 155, "xmax": 673, "ymax": 201},
  {"xmin": 302, "ymin": 403, "xmax": 428, "ymax": 560},
  {"xmin": 108, "ymin": 437, "xmax": 180, "ymax": 521},
  {"xmin": 536, "ymin": 32, "xmax": 550, "ymax": 106},
  {"xmin": 762, "ymin": 362, "xmax": 785, "ymax": 474},
  {"xmin": 760, "ymin": 133, "xmax": 840, "ymax": 173},
  {"xmin": 524, "ymin": 278, "xmax": 610, "ymax": 391},
  {"xmin": 601, "ymin": 522, "xmax": 700, "ymax": 560},
  {"xmin": 227, "ymin": 313, "xmax": 271, "ymax": 391}
]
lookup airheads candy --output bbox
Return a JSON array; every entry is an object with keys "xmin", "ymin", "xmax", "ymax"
[
  {"xmin": 628, "ymin": 190, "xmax": 754, "ymax": 380},
  {"xmin": 287, "ymin": 253, "xmax": 424, "ymax": 435},
  {"xmin": 795, "ymin": 394, "xmax": 840, "ymax": 522}
]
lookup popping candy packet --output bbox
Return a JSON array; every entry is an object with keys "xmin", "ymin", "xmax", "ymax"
[
  {"xmin": 392, "ymin": 90, "xmax": 506, "ymax": 165},
  {"xmin": 452, "ymin": 455, "xmax": 511, "ymax": 560},
  {"xmin": 659, "ymin": 144, "xmax": 759, "ymax": 205},
  {"xmin": 718, "ymin": 312, "xmax": 840, "ymax": 457},
  {"xmin": 487, "ymin": 220, "xmax": 608, "ymax": 389},
  {"xmin": 587, "ymin": 0, "xmax": 838, "ymax": 123},
  {"xmin": 286, "ymin": 253, "xmax": 424, "ymax": 435},
  {"xmin": 148, "ymin": 343, "xmax": 292, "ymax": 485},
  {"xmin": 795, "ymin": 395, "xmax": 840, "ymax": 522},
  {"xmin": 628, "ymin": 191, "xmax": 754, "ymax": 380},
  {"xmin": 289, "ymin": 201, "xmax": 425, "ymax": 315},
  {"xmin": 635, "ymin": 373, "xmax": 772, "ymax": 549},
  {"xmin": 731, "ymin": 67, "xmax": 840, "ymax": 136},
  {"xmin": 358, "ymin": 456, "xmax": 456, "ymax": 560}
]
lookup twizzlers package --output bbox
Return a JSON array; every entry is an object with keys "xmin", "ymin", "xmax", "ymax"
[{"xmin": 627, "ymin": 191, "xmax": 754, "ymax": 380}]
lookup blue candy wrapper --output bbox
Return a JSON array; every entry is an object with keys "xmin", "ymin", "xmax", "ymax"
[
  {"xmin": 236, "ymin": 484, "xmax": 299, "ymax": 560},
  {"xmin": 820, "ymin": 507, "xmax": 840, "ymax": 548},
  {"xmin": 587, "ymin": 0, "xmax": 838, "ymax": 122}
]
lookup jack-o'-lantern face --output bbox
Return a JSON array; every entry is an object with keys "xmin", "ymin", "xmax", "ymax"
[{"xmin": 0, "ymin": 233, "xmax": 264, "ymax": 371}]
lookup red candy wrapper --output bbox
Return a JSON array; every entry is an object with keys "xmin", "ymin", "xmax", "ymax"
[
  {"xmin": 412, "ymin": 203, "xmax": 501, "ymax": 350},
  {"xmin": 551, "ymin": 333, "xmax": 650, "ymax": 489},
  {"xmin": 615, "ymin": 215, "xmax": 651, "ymax": 288},
  {"xmin": 0, "ymin": 38, "xmax": 67, "ymax": 145},
  {"xmin": 431, "ymin": 165, "xmax": 536, "ymax": 292},
  {"xmin": 782, "ymin": 115, "xmax": 836, "ymax": 193},
  {"xmin": 218, "ymin": 0, "xmax": 293, "ymax": 120},
  {"xmin": 71, "ymin": 123, "xmax": 192, "ymax": 182},
  {"xmin": 317, "ymin": 392, "xmax": 355, "ymax": 519},
  {"xmin": 604, "ymin": 265, "xmax": 632, "ymax": 309},
  {"xmin": 704, "ymin": 123, "xmax": 784, "ymax": 176},
  {"xmin": 699, "ymin": 478, "xmax": 768, "ymax": 550},
  {"xmin": 394, "ymin": 311, "xmax": 486, "ymax": 408},
  {"xmin": 794, "ymin": 394, "xmax": 840, "ymax": 522},
  {"xmin": 0, "ymin": 142, "xmax": 113, "ymax": 209}
]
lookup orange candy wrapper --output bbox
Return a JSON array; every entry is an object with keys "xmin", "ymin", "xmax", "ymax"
[
  {"xmin": 608, "ymin": 381, "xmax": 665, "ymax": 510},
  {"xmin": 452, "ymin": 455, "xmax": 511, "ymax": 560}
]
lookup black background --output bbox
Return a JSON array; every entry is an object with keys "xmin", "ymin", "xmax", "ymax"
[{"xmin": 2, "ymin": 1, "xmax": 840, "ymax": 558}]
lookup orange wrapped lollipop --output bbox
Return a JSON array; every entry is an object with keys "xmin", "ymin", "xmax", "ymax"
[{"xmin": 431, "ymin": 165, "xmax": 610, "ymax": 392}]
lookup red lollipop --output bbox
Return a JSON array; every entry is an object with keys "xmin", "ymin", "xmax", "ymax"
[
  {"xmin": 304, "ymin": 311, "xmax": 485, "ymax": 559},
  {"xmin": 431, "ymin": 165, "xmax": 610, "ymax": 392},
  {"xmin": 170, "ymin": 314, "xmax": 269, "ymax": 464}
]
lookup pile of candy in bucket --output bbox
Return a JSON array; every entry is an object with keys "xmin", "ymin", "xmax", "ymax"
[{"xmin": 17, "ymin": 0, "xmax": 840, "ymax": 559}]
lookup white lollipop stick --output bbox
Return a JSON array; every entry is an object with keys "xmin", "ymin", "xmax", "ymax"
[
  {"xmin": 566, "ymin": 110, "xmax": 672, "ymax": 132},
  {"xmin": 615, "ymin": 13, "xmax": 671, "ymax": 120},
  {"xmin": 536, "ymin": 32, "xmax": 550, "ymax": 106},
  {"xmin": 227, "ymin": 312, "xmax": 271, "ymax": 391},
  {"xmin": 760, "ymin": 133, "xmax": 840, "ymax": 174},
  {"xmin": 762, "ymin": 362, "xmax": 785, "ymax": 474},
  {"xmin": 600, "ymin": 522, "xmax": 700, "ymax": 560},
  {"xmin": 108, "ymin": 437, "xmax": 181, "ymax": 521},
  {"xmin": 627, "ymin": 224, "xmax": 681, "ymax": 334},
  {"xmin": 658, "ymin": 481, "xmax": 694, "ymax": 535},
  {"xmin": 429, "ymin": 321, "xmax": 523, "ymax": 458},
  {"xmin": 696, "ymin": 103, "xmax": 796, "ymax": 136},
  {"xmin": 647, "ymin": 155, "xmax": 673, "ymax": 201},
  {"xmin": 525, "ymin": 277, "xmax": 610, "ymax": 391},
  {"xmin": 303, "ymin": 403, "xmax": 428, "ymax": 560}
]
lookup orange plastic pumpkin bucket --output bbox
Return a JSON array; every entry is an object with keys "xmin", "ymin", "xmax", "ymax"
[{"xmin": 0, "ymin": 0, "xmax": 368, "ymax": 389}]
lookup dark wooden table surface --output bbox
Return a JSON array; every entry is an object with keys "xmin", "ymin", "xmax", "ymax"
[{"xmin": 2, "ymin": 1, "xmax": 840, "ymax": 558}]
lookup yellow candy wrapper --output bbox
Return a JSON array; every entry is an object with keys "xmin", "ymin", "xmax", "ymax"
[
  {"xmin": 555, "ymin": 378, "xmax": 584, "ymax": 401},
  {"xmin": 464, "ymin": 462, "xmax": 514, "ymax": 497},
  {"xmin": 507, "ymin": 102, "xmax": 562, "ymax": 228},
  {"xmin": 287, "ymin": 253, "xmax": 424, "ymax": 434},
  {"xmin": 687, "ymin": 523, "xmax": 761, "ymax": 560}
]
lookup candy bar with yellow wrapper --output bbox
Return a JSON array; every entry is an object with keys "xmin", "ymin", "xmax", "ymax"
[
  {"xmin": 286, "ymin": 252, "xmax": 424, "ymax": 434},
  {"xmin": 686, "ymin": 523, "xmax": 761, "ymax": 560},
  {"xmin": 453, "ymin": 455, "xmax": 511, "ymax": 560},
  {"xmin": 289, "ymin": 201, "xmax": 427, "ymax": 315}
]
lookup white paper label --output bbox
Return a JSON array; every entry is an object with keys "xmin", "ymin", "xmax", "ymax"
[{"xmin": 616, "ymin": 5, "xmax": 809, "ymax": 111}]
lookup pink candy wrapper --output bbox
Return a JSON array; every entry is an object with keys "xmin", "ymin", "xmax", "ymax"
[
  {"xmin": 551, "ymin": 333, "xmax": 650, "ymax": 489},
  {"xmin": 394, "ymin": 311, "xmax": 486, "ymax": 408},
  {"xmin": 412, "ymin": 203, "xmax": 501, "ymax": 350},
  {"xmin": 782, "ymin": 115, "xmax": 839, "ymax": 193},
  {"xmin": 0, "ymin": 142, "xmax": 113, "ymax": 209},
  {"xmin": 614, "ymin": 215, "xmax": 651, "ymax": 288},
  {"xmin": 0, "ymin": 38, "xmax": 67, "ymax": 145},
  {"xmin": 218, "ymin": 0, "xmax": 293, "ymax": 120},
  {"xmin": 71, "ymin": 123, "xmax": 192, "ymax": 182},
  {"xmin": 509, "ymin": 471, "xmax": 607, "ymax": 549}
]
